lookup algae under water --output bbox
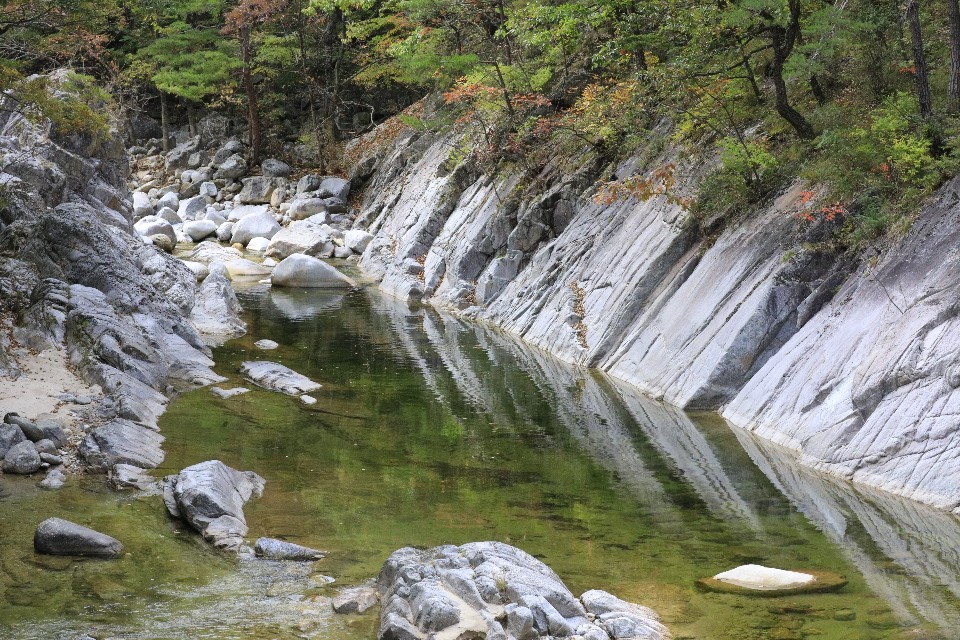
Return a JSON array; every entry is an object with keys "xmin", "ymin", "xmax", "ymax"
[{"xmin": 2, "ymin": 285, "xmax": 960, "ymax": 639}]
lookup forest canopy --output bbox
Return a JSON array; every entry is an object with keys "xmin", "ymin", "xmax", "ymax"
[{"xmin": 4, "ymin": 0, "xmax": 960, "ymax": 245}]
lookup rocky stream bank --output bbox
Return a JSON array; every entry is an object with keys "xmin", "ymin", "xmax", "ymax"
[{"xmin": 0, "ymin": 88, "xmax": 672, "ymax": 640}]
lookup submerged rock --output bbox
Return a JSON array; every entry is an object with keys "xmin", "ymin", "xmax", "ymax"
[
  {"xmin": 110, "ymin": 463, "xmax": 158, "ymax": 491},
  {"xmin": 39, "ymin": 467, "xmax": 66, "ymax": 490},
  {"xmin": 34, "ymin": 518, "xmax": 123, "ymax": 558},
  {"xmin": 333, "ymin": 586, "xmax": 379, "ymax": 614},
  {"xmin": 163, "ymin": 460, "xmax": 265, "ymax": 551},
  {"xmin": 376, "ymin": 542, "xmax": 670, "ymax": 640},
  {"xmin": 240, "ymin": 361, "xmax": 322, "ymax": 395},
  {"xmin": 254, "ymin": 537, "xmax": 324, "ymax": 561},
  {"xmin": 210, "ymin": 387, "xmax": 250, "ymax": 399}
]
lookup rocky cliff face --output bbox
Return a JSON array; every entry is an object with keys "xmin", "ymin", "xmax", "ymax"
[
  {"xmin": 0, "ymin": 74, "xmax": 219, "ymax": 470},
  {"xmin": 352, "ymin": 123, "xmax": 960, "ymax": 514}
]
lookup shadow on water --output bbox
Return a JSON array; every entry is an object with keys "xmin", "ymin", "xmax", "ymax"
[{"xmin": 1, "ymin": 286, "xmax": 959, "ymax": 639}]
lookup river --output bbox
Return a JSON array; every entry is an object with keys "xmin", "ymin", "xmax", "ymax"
[{"xmin": 1, "ymin": 284, "xmax": 958, "ymax": 639}]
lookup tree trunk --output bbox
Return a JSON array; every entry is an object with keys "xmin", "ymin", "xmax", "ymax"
[
  {"xmin": 767, "ymin": 0, "xmax": 816, "ymax": 139},
  {"xmin": 240, "ymin": 25, "xmax": 263, "ymax": 165},
  {"xmin": 906, "ymin": 0, "xmax": 933, "ymax": 117},
  {"xmin": 810, "ymin": 74, "xmax": 827, "ymax": 105},
  {"xmin": 160, "ymin": 91, "xmax": 169, "ymax": 152},
  {"xmin": 948, "ymin": 0, "xmax": 960, "ymax": 111}
]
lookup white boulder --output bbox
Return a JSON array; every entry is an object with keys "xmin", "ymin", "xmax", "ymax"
[
  {"xmin": 230, "ymin": 212, "xmax": 281, "ymax": 246},
  {"xmin": 713, "ymin": 565, "xmax": 815, "ymax": 591},
  {"xmin": 271, "ymin": 254, "xmax": 356, "ymax": 288},
  {"xmin": 183, "ymin": 219, "xmax": 218, "ymax": 242}
]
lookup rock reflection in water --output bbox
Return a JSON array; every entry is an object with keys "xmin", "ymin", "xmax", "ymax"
[
  {"xmin": 734, "ymin": 428, "xmax": 960, "ymax": 632},
  {"xmin": 372, "ymin": 292, "xmax": 960, "ymax": 636}
]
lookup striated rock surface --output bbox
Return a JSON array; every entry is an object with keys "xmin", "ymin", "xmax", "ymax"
[
  {"xmin": 240, "ymin": 361, "xmax": 322, "ymax": 395},
  {"xmin": 163, "ymin": 460, "xmax": 265, "ymax": 551},
  {"xmin": 80, "ymin": 418, "xmax": 165, "ymax": 471},
  {"xmin": 376, "ymin": 542, "xmax": 669, "ymax": 640},
  {"xmin": 189, "ymin": 262, "xmax": 246, "ymax": 345},
  {"xmin": 350, "ymin": 119, "xmax": 960, "ymax": 513},
  {"xmin": 0, "ymin": 71, "xmax": 222, "ymax": 475}
]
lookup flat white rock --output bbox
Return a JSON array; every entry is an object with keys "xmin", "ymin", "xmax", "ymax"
[
  {"xmin": 224, "ymin": 258, "xmax": 272, "ymax": 278},
  {"xmin": 300, "ymin": 395, "xmax": 317, "ymax": 405},
  {"xmin": 254, "ymin": 339, "xmax": 279, "ymax": 350},
  {"xmin": 240, "ymin": 361, "xmax": 321, "ymax": 395},
  {"xmin": 713, "ymin": 564, "xmax": 815, "ymax": 591},
  {"xmin": 210, "ymin": 387, "xmax": 251, "ymax": 399}
]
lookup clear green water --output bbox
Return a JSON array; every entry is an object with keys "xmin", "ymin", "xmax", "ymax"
[{"xmin": 2, "ymin": 284, "xmax": 960, "ymax": 639}]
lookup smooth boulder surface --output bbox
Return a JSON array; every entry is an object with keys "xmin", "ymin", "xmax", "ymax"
[
  {"xmin": 183, "ymin": 219, "xmax": 218, "ymax": 242},
  {"xmin": 288, "ymin": 197, "xmax": 328, "ymax": 221},
  {"xmin": 271, "ymin": 254, "xmax": 356, "ymax": 288},
  {"xmin": 240, "ymin": 361, "xmax": 322, "ymax": 395},
  {"xmin": 254, "ymin": 537, "xmax": 324, "ymax": 560},
  {"xmin": 265, "ymin": 220, "xmax": 334, "ymax": 260},
  {"xmin": 236, "ymin": 176, "xmax": 282, "ymax": 204},
  {"xmin": 246, "ymin": 236, "xmax": 271, "ymax": 252},
  {"xmin": 376, "ymin": 542, "xmax": 670, "ymax": 640},
  {"xmin": 224, "ymin": 258, "xmax": 272, "ymax": 278},
  {"xmin": 226, "ymin": 204, "xmax": 270, "ymax": 222},
  {"xmin": 255, "ymin": 339, "xmax": 279, "ymax": 350},
  {"xmin": 188, "ymin": 240, "xmax": 243, "ymax": 264},
  {"xmin": 262, "ymin": 158, "xmax": 292, "ymax": 178},
  {"xmin": 231, "ymin": 212, "xmax": 281, "ymax": 246},
  {"xmin": 133, "ymin": 217, "xmax": 175, "ymax": 245},
  {"xmin": 164, "ymin": 460, "xmax": 265, "ymax": 551},
  {"xmin": 34, "ymin": 518, "xmax": 123, "ymax": 558}
]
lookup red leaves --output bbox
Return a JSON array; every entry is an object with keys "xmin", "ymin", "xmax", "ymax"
[{"xmin": 795, "ymin": 190, "xmax": 846, "ymax": 223}]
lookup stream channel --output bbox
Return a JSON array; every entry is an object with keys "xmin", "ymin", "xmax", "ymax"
[{"xmin": 2, "ymin": 283, "xmax": 960, "ymax": 640}]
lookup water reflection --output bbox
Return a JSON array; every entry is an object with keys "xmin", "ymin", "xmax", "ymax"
[
  {"xmin": 735, "ymin": 429, "xmax": 960, "ymax": 631},
  {"xmin": 365, "ymin": 290, "xmax": 960, "ymax": 636},
  {"xmin": 3, "ymin": 286, "xmax": 960, "ymax": 639}
]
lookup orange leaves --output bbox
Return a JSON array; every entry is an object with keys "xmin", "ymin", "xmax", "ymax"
[
  {"xmin": 443, "ymin": 80, "xmax": 500, "ymax": 105},
  {"xmin": 594, "ymin": 164, "xmax": 691, "ymax": 208},
  {"xmin": 795, "ymin": 190, "xmax": 846, "ymax": 223}
]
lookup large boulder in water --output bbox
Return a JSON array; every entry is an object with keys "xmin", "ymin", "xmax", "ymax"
[
  {"xmin": 189, "ymin": 262, "xmax": 246, "ymax": 346},
  {"xmin": 163, "ymin": 460, "xmax": 265, "ymax": 551},
  {"xmin": 34, "ymin": 518, "xmax": 123, "ymax": 558},
  {"xmin": 271, "ymin": 254, "xmax": 355, "ymax": 288},
  {"xmin": 376, "ymin": 542, "xmax": 670, "ymax": 640}
]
